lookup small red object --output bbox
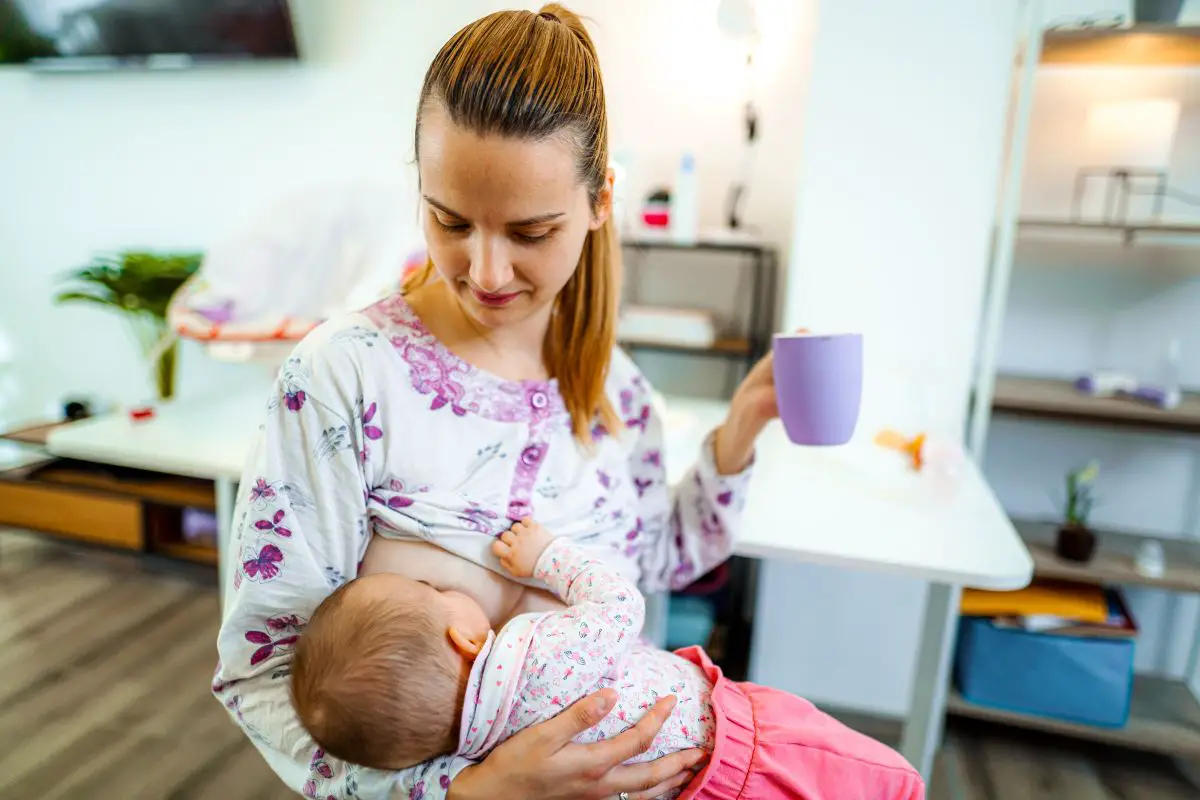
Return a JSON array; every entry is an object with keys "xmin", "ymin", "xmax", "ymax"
[{"xmin": 129, "ymin": 406, "xmax": 156, "ymax": 422}]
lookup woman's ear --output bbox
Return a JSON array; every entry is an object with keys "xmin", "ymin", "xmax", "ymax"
[
  {"xmin": 589, "ymin": 169, "xmax": 615, "ymax": 231},
  {"xmin": 448, "ymin": 626, "xmax": 487, "ymax": 661}
]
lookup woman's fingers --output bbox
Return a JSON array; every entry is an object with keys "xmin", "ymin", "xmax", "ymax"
[
  {"xmin": 623, "ymin": 764, "xmax": 702, "ymax": 800},
  {"xmin": 534, "ymin": 688, "xmax": 618, "ymax": 749},
  {"xmin": 601, "ymin": 748, "xmax": 706, "ymax": 799},
  {"xmin": 588, "ymin": 695, "xmax": 677, "ymax": 765}
]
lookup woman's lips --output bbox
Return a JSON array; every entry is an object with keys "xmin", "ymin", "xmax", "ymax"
[{"xmin": 470, "ymin": 287, "xmax": 521, "ymax": 307}]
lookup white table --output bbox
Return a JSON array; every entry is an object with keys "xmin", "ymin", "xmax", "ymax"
[
  {"xmin": 47, "ymin": 389, "xmax": 1032, "ymax": 783},
  {"xmin": 46, "ymin": 381, "xmax": 270, "ymax": 603},
  {"xmin": 662, "ymin": 398, "xmax": 1032, "ymax": 781}
]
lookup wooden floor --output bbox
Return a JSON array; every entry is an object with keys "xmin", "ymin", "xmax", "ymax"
[{"xmin": 2, "ymin": 529, "xmax": 1197, "ymax": 800}]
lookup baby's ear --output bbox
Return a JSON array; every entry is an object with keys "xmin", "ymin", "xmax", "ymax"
[{"xmin": 448, "ymin": 626, "xmax": 487, "ymax": 661}]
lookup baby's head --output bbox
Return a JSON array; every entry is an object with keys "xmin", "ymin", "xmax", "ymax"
[{"xmin": 291, "ymin": 573, "xmax": 491, "ymax": 770}]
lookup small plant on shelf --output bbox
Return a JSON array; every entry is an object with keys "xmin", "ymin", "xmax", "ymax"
[
  {"xmin": 1056, "ymin": 460, "xmax": 1100, "ymax": 563},
  {"xmin": 54, "ymin": 251, "xmax": 202, "ymax": 401}
]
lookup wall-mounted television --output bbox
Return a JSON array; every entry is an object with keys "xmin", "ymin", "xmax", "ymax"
[{"xmin": 0, "ymin": 0, "xmax": 299, "ymax": 70}]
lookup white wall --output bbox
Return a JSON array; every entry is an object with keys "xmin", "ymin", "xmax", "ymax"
[
  {"xmin": 0, "ymin": 0, "xmax": 814, "ymax": 425},
  {"xmin": 750, "ymin": 0, "xmax": 1021, "ymax": 717}
]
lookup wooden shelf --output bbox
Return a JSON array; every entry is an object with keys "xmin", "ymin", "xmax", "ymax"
[
  {"xmin": 1042, "ymin": 26, "xmax": 1200, "ymax": 66},
  {"xmin": 1014, "ymin": 519, "xmax": 1200, "ymax": 594},
  {"xmin": 619, "ymin": 337, "xmax": 753, "ymax": 359},
  {"xmin": 1020, "ymin": 218, "xmax": 1200, "ymax": 236},
  {"xmin": 948, "ymin": 676, "xmax": 1200, "ymax": 759},
  {"xmin": 1019, "ymin": 218, "xmax": 1200, "ymax": 242},
  {"xmin": 990, "ymin": 375, "xmax": 1200, "ymax": 435}
]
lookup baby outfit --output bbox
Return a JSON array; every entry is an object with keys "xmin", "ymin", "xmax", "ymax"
[{"xmin": 408, "ymin": 537, "xmax": 926, "ymax": 799}]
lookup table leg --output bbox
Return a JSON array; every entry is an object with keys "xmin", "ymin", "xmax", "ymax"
[
  {"xmin": 899, "ymin": 581, "xmax": 962, "ymax": 781},
  {"xmin": 215, "ymin": 477, "xmax": 237, "ymax": 614}
]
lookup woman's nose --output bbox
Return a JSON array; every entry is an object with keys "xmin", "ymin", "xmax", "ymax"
[{"xmin": 469, "ymin": 236, "xmax": 514, "ymax": 292}]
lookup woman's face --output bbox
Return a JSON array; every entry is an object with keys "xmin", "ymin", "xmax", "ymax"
[{"xmin": 417, "ymin": 103, "xmax": 610, "ymax": 330}]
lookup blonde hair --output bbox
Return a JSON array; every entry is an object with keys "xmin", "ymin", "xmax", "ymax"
[
  {"xmin": 407, "ymin": 3, "xmax": 621, "ymax": 444},
  {"xmin": 291, "ymin": 579, "xmax": 464, "ymax": 770}
]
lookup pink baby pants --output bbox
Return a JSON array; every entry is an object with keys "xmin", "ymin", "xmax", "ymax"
[{"xmin": 674, "ymin": 647, "xmax": 925, "ymax": 800}]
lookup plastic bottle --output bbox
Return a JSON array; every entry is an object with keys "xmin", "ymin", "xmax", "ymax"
[{"xmin": 671, "ymin": 152, "xmax": 699, "ymax": 244}]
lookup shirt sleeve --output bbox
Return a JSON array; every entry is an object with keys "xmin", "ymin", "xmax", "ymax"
[
  {"xmin": 524, "ymin": 537, "xmax": 645, "ymax": 687},
  {"xmin": 629, "ymin": 390, "xmax": 755, "ymax": 594},
  {"xmin": 210, "ymin": 326, "xmax": 450, "ymax": 800}
]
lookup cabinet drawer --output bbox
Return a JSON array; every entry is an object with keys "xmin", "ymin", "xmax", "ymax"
[{"xmin": 0, "ymin": 481, "xmax": 143, "ymax": 550}]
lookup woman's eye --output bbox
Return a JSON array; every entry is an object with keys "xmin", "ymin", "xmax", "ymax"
[
  {"xmin": 435, "ymin": 217, "xmax": 470, "ymax": 234},
  {"xmin": 514, "ymin": 229, "xmax": 553, "ymax": 244}
]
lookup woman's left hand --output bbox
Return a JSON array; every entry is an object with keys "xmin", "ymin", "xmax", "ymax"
[{"xmin": 713, "ymin": 348, "xmax": 780, "ymax": 475}]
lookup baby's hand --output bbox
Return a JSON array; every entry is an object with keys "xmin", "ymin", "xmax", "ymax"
[{"xmin": 492, "ymin": 519, "xmax": 554, "ymax": 578}]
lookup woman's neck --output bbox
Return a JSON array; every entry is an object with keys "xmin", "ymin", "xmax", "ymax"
[{"xmin": 408, "ymin": 280, "xmax": 552, "ymax": 383}]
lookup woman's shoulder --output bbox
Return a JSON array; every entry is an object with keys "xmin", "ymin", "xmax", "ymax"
[{"xmin": 606, "ymin": 346, "xmax": 659, "ymax": 407}]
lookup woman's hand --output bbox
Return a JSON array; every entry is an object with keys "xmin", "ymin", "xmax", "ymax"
[
  {"xmin": 447, "ymin": 690, "xmax": 705, "ymax": 800},
  {"xmin": 714, "ymin": 350, "xmax": 778, "ymax": 475},
  {"xmin": 714, "ymin": 328, "xmax": 808, "ymax": 474}
]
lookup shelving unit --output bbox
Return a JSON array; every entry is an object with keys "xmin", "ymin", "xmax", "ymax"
[
  {"xmin": 619, "ymin": 236, "xmax": 777, "ymax": 395},
  {"xmin": 949, "ymin": 518, "xmax": 1200, "ymax": 758},
  {"xmin": 960, "ymin": 12, "xmax": 1200, "ymax": 780}
]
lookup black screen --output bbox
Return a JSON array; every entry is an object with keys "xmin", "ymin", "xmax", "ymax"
[{"xmin": 0, "ymin": 0, "xmax": 299, "ymax": 65}]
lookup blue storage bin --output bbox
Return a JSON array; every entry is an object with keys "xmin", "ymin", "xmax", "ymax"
[
  {"xmin": 954, "ymin": 614, "xmax": 1136, "ymax": 728},
  {"xmin": 666, "ymin": 595, "xmax": 715, "ymax": 649}
]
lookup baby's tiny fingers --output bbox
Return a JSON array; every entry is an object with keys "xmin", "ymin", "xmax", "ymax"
[{"xmin": 500, "ymin": 530, "xmax": 517, "ymax": 545}]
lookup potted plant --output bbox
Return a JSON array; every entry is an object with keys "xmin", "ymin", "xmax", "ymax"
[
  {"xmin": 55, "ymin": 251, "xmax": 202, "ymax": 401},
  {"xmin": 1056, "ymin": 460, "xmax": 1100, "ymax": 563}
]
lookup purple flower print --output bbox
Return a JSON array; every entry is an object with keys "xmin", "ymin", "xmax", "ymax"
[
  {"xmin": 403, "ymin": 342, "xmax": 476, "ymax": 416},
  {"xmin": 359, "ymin": 401, "xmax": 383, "ymax": 462},
  {"xmin": 309, "ymin": 748, "xmax": 334, "ymax": 780},
  {"xmin": 249, "ymin": 478, "xmax": 276, "ymax": 503},
  {"xmin": 440, "ymin": 775, "xmax": 451, "ymax": 790},
  {"xmin": 284, "ymin": 389, "xmax": 307, "ymax": 412},
  {"xmin": 641, "ymin": 449, "xmax": 662, "ymax": 467},
  {"xmin": 409, "ymin": 782, "xmax": 426, "ymax": 800},
  {"xmin": 245, "ymin": 628, "xmax": 298, "ymax": 666},
  {"xmin": 717, "ymin": 490, "xmax": 734, "ymax": 507},
  {"xmin": 362, "ymin": 402, "xmax": 383, "ymax": 439},
  {"xmin": 590, "ymin": 422, "xmax": 608, "ymax": 442},
  {"xmin": 243, "ymin": 544, "xmax": 284, "ymax": 582},
  {"xmin": 634, "ymin": 477, "xmax": 653, "ymax": 497},
  {"xmin": 254, "ymin": 509, "xmax": 293, "ymax": 538},
  {"xmin": 625, "ymin": 404, "xmax": 651, "ymax": 433},
  {"xmin": 620, "ymin": 388, "xmax": 635, "ymax": 416},
  {"xmin": 459, "ymin": 502, "xmax": 500, "ymax": 535},
  {"xmin": 388, "ymin": 495, "xmax": 414, "ymax": 510},
  {"xmin": 597, "ymin": 470, "xmax": 613, "ymax": 489},
  {"xmin": 266, "ymin": 614, "xmax": 304, "ymax": 632}
]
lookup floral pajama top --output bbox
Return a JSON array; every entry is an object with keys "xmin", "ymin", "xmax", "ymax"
[{"xmin": 211, "ymin": 292, "xmax": 753, "ymax": 799}]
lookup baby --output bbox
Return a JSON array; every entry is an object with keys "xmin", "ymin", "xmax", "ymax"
[{"xmin": 291, "ymin": 524, "xmax": 925, "ymax": 799}]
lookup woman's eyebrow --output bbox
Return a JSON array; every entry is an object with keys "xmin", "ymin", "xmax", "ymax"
[{"xmin": 423, "ymin": 195, "xmax": 564, "ymax": 226}]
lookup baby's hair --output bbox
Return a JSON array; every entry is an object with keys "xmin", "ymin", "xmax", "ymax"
[{"xmin": 291, "ymin": 577, "xmax": 465, "ymax": 770}]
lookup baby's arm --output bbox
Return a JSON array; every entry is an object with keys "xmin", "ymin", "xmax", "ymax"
[{"xmin": 493, "ymin": 521, "xmax": 645, "ymax": 665}]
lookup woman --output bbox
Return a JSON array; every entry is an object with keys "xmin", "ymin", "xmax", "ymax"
[{"xmin": 212, "ymin": 5, "xmax": 779, "ymax": 799}]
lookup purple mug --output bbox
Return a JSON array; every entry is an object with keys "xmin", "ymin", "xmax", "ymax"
[{"xmin": 772, "ymin": 332, "xmax": 863, "ymax": 446}]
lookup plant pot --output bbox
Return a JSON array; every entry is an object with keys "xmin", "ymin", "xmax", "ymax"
[{"xmin": 1056, "ymin": 524, "xmax": 1097, "ymax": 563}]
